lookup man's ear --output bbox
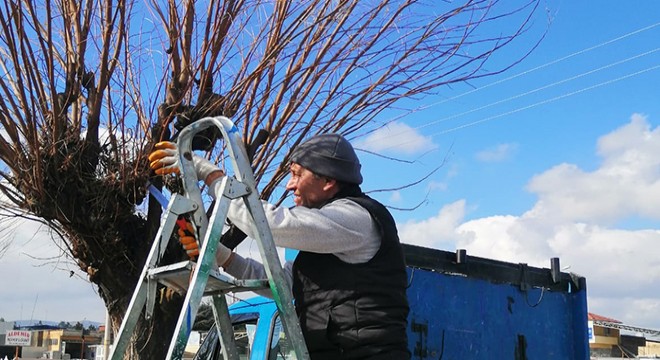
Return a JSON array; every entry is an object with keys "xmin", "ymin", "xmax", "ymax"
[{"xmin": 322, "ymin": 178, "xmax": 338, "ymax": 192}]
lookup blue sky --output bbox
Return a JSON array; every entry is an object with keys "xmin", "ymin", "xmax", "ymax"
[
  {"xmin": 359, "ymin": 1, "xmax": 660, "ymax": 223},
  {"xmin": 2, "ymin": 1, "xmax": 660, "ymax": 335},
  {"xmin": 356, "ymin": 0, "xmax": 660, "ymax": 331}
]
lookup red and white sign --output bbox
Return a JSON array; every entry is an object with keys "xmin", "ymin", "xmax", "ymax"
[{"xmin": 6, "ymin": 330, "xmax": 31, "ymax": 346}]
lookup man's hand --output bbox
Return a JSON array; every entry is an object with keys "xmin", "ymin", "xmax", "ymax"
[
  {"xmin": 176, "ymin": 216, "xmax": 233, "ymax": 267},
  {"xmin": 148, "ymin": 141, "xmax": 222, "ymax": 182},
  {"xmin": 149, "ymin": 141, "xmax": 180, "ymax": 175},
  {"xmin": 177, "ymin": 217, "xmax": 199, "ymax": 259}
]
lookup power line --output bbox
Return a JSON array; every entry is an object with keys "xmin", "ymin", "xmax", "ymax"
[
  {"xmin": 413, "ymin": 47, "xmax": 660, "ymax": 132},
  {"xmin": 360, "ymin": 22, "xmax": 660, "ymax": 139},
  {"xmin": 370, "ymin": 63, "xmax": 660, "ymax": 152},
  {"xmin": 428, "ymin": 64, "xmax": 660, "ymax": 137},
  {"xmin": 358, "ymin": 22, "xmax": 660, "ymax": 152},
  {"xmin": 414, "ymin": 22, "xmax": 660, "ymax": 111}
]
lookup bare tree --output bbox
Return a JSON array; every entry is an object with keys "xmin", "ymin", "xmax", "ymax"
[{"xmin": 0, "ymin": 0, "xmax": 542, "ymax": 357}]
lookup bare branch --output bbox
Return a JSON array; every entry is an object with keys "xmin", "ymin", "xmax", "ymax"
[{"xmin": 0, "ymin": 0, "xmax": 544, "ymax": 357}]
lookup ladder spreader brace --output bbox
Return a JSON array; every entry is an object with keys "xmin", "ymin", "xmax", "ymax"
[{"xmin": 109, "ymin": 116, "xmax": 310, "ymax": 360}]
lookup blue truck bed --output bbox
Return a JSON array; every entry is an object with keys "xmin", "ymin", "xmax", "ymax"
[
  {"xmin": 194, "ymin": 243, "xmax": 589, "ymax": 359},
  {"xmin": 403, "ymin": 244, "xmax": 589, "ymax": 359}
]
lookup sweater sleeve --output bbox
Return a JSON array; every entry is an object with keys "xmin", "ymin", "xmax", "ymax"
[
  {"xmin": 209, "ymin": 178, "xmax": 381, "ymax": 263},
  {"xmin": 226, "ymin": 197, "xmax": 380, "ymax": 264},
  {"xmin": 223, "ymin": 253, "xmax": 295, "ymax": 298}
]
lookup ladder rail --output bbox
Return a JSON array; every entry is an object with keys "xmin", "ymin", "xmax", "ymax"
[
  {"xmin": 177, "ymin": 116, "xmax": 310, "ymax": 359},
  {"xmin": 210, "ymin": 294, "xmax": 241, "ymax": 360},
  {"xmin": 108, "ymin": 195, "xmax": 197, "ymax": 360},
  {"xmin": 111, "ymin": 116, "xmax": 309, "ymax": 360},
  {"xmin": 165, "ymin": 177, "xmax": 247, "ymax": 359},
  {"xmin": 240, "ymin": 189, "xmax": 310, "ymax": 357}
]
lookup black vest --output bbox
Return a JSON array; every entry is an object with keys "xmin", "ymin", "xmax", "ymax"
[{"xmin": 292, "ymin": 193, "xmax": 410, "ymax": 360}]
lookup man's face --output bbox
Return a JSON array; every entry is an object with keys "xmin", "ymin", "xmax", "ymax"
[{"xmin": 285, "ymin": 163, "xmax": 335, "ymax": 208}]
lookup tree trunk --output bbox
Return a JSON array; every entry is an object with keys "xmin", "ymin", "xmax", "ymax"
[{"xmin": 21, "ymin": 136, "xmax": 189, "ymax": 358}]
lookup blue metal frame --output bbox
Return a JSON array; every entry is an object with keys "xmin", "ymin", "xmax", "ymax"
[
  {"xmin": 405, "ymin": 267, "xmax": 589, "ymax": 359},
  {"xmin": 228, "ymin": 298, "xmax": 279, "ymax": 360},
  {"xmin": 196, "ymin": 244, "xmax": 590, "ymax": 360}
]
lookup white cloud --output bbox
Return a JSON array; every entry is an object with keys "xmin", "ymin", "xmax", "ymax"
[
  {"xmin": 475, "ymin": 143, "xmax": 518, "ymax": 162},
  {"xmin": 91, "ymin": 125, "xmax": 146, "ymax": 163},
  {"xmin": 548, "ymin": 225, "xmax": 660, "ymax": 295},
  {"xmin": 526, "ymin": 114, "xmax": 660, "ymax": 225},
  {"xmin": 456, "ymin": 215, "xmax": 556, "ymax": 266},
  {"xmin": 589, "ymin": 296, "xmax": 660, "ymax": 330},
  {"xmin": 398, "ymin": 200, "xmax": 466, "ymax": 249},
  {"xmin": 355, "ymin": 122, "xmax": 437, "ymax": 155},
  {"xmin": 398, "ymin": 114, "xmax": 660, "ymax": 329},
  {"xmin": 427, "ymin": 180, "xmax": 447, "ymax": 191},
  {"xmin": 389, "ymin": 191, "xmax": 402, "ymax": 203}
]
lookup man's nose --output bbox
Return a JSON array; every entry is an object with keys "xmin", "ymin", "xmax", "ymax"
[{"xmin": 285, "ymin": 177, "xmax": 296, "ymax": 191}]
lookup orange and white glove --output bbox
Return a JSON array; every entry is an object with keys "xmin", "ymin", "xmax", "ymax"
[
  {"xmin": 149, "ymin": 142, "xmax": 181, "ymax": 175},
  {"xmin": 177, "ymin": 217, "xmax": 199, "ymax": 259},
  {"xmin": 149, "ymin": 141, "xmax": 220, "ymax": 181},
  {"xmin": 176, "ymin": 217, "xmax": 232, "ymax": 267}
]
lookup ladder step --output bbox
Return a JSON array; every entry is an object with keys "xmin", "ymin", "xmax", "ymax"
[{"xmin": 148, "ymin": 261, "xmax": 269, "ymax": 295}]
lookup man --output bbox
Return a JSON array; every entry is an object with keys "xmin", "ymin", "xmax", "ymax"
[{"xmin": 149, "ymin": 133, "xmax": 410, "ymax": 360}]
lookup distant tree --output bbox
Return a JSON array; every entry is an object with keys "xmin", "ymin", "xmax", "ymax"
[
  {"xmin": 73, "ymin": 322, "xmax": 84, "ymax": 331},
  {"xmin": 87, "ymin": 324, "xmax": 98, "ymax": 331},
  {"xmin": 0, "ymin": 317, "xmax": 4, "ymax": 322},
  {"xmin": 0, "ymin": 0, "xmax": 544, "ymax": 358}
]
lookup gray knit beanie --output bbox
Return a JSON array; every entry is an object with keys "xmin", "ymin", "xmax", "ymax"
[{"xmin": 290, "ymin": 133, "xmax": 363, "ymax": 185}]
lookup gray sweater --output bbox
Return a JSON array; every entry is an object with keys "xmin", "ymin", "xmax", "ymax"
[{"xmin": 213, "ymin": 180, "xmax": 381, "ymax": 287}]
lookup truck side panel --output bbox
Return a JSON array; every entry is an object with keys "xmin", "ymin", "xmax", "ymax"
[
  {"xmin": 196, "ymin": 244, "xmax": 590, "ymax": 360},
  {"xmin": 404, "ymin": 244, "xmax": 589, "ymax": 359}
]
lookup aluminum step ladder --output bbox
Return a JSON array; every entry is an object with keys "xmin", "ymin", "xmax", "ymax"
[{"xmin": 109, "ymin": 116, "xmax": 309, "ymax": 360}]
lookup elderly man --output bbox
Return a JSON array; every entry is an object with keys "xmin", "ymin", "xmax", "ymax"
[{"xmin": 149, "ymin": 133, "xmax": 410, "ymax": 360}]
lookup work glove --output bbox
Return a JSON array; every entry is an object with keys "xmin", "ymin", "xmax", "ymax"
[
  {"xmin": 176, "ymin": 216, "xmax": 200, "ymax": 259},
  {"xmin": 176, "ymin": 217, "xmax": 232, "ymax": 267},
  {"xmin": 160, "ymin": 287, "xmax": 176, "ymax": 303},
  {"xmin": 148, "ymin": 141, "xmax": 220, "ymax": 181}
]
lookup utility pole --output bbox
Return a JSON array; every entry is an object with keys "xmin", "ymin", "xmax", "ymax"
[{"xmin": 103, "ymin": 310, "xmax": 110, "ymax": 360}]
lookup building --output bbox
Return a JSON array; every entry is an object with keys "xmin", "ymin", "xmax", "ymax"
[
  {"xmin": 0, "ymin": 321, "xmax": 18, "ymax": 359},
  {"xmin": 589, "ymin": 312, "xmax": 660, "ymax": 358},
  {"xmin": 589, "ymin": 313, "xmax": 622, "ymax": 356},
  {"xmin": 638, "ymin": 340, "xmax": 660, "ymax": 357},
  {"xmin": 0, "ymin": 322, "xmax": 103, "ymax": 359}
]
